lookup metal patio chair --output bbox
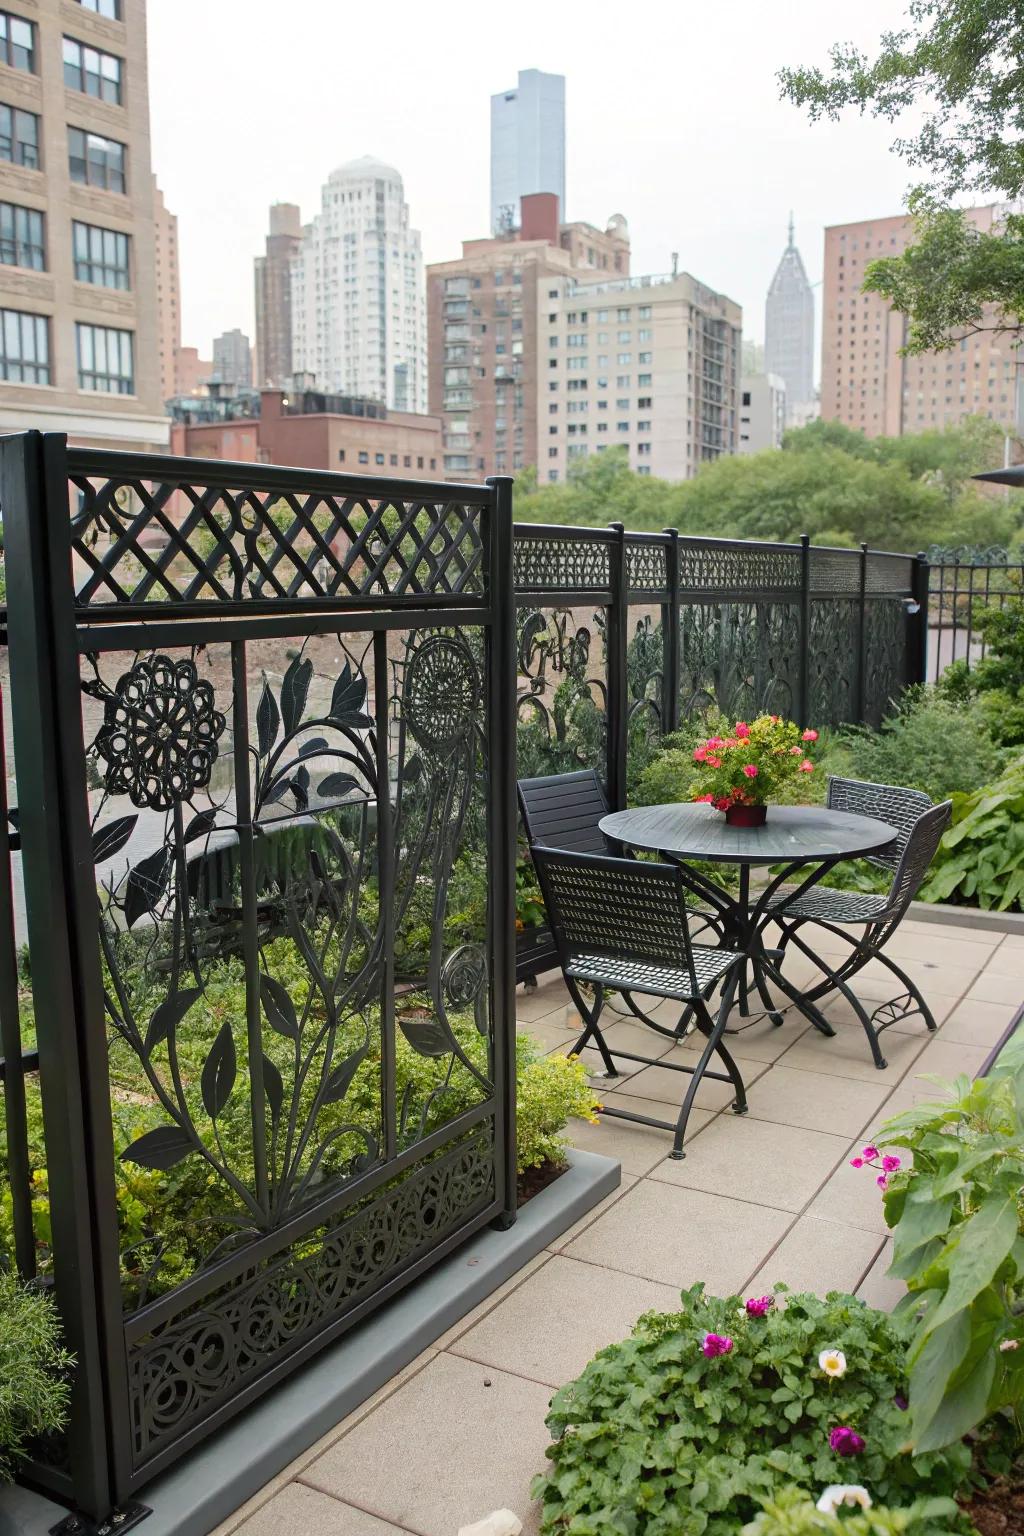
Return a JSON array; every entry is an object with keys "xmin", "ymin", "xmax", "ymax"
[
  {"xmin": 769, "ymin": 778, "xmax": 952, "ymax": 1069},
  {"xmin": 531, "ymin": 846, "xmax": 746, "ymax": 1158}
]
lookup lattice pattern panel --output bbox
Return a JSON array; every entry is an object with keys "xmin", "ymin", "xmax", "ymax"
[
  {"xmin": 677, "ymin": 543, "xmax": 802, "ymax": 594},
  {"xmin": 863, "ymin": 598, "xmax": 907, "ymax": 727},
  {"xmin": 866, "ymin": 555, "xmax": 914, "ymax": 595},
  {"xmin": 809, "ymin": 599, "xmax": 859, "ymax": 725},
  {"xmin": 808, "ymin": 548, "xmax": 861, "ymax": 595},
  {"xmin": 678, "ymin": 600, "xmax": 802, "ymax": 721},
  {"xmin": 626, "ymin": 541, "xmax": 668, "ymax": 592},
  {"xmin": 127, "ymin": 1127, "xmax": 494, "ymax": 1468},
  {"xmin": 67, "ymin": 470, "xmax": 487, "ymax": 607},
  {"xmin": 513, "ymin": 536, "xmax": 611, "ymax": 593}
]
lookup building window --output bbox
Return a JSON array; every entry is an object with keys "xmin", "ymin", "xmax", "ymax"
[
  {"xmin": 548, "ymin": 447, "xmax": 558, "ymax": 458},
  {"xmin": 389, "ymin": 453, "xmax": 397, "ymax": 466},
  {"xmin": 77, "ymin": 0, "xmax": 122, "ymax": 16},
  {"xmin": 338, "ymin": 449, "xmax": 345, "ymax": 462},
  {"xmin": 638, "ymin": 372, "xmax": 652, "ymax": 387},
  {"xmin": 638, "ymin": 351, "xmax": 652, "ymax": 364},
  {"xmin": 417, "ymin": 457, "xmax": 424, "ymax": 468},
  {"xmin": 638, "ymin": 396, "xmax": 652, "ymax": 409},
  {"xmin": 0, "ymin": 202, "xmax": 43, "ymax": 269},
  {"xmin": 638, "ymin": 306, "xmax": 651, "ymax": 319},
  {"xmin": 0, "ymin": 308, "xmax": 48, "ymax": 383},
  {"xmin": 63, "ymin": 37, "xmax": 122, "ymax": 103},
  {"xmin": 0, "ymin": 103, "xmax": 38, "ymax": 167},
  {"xmin": 76, "ymin": 322, "xmax": 132, "ymax": 392},
  {"xmin": 68, "ymin": 127, "xmax": 125, "ymax": 192},
  {"xmin": 72, "ymin": 221, "xmax": 129, "ymax": 287},
  {"xmin": 0, "ymin": 12, "xmax": 34, "ymax": 72},
  {"xmin": 403, "ymin": 455, "xmax": 411, "ymax": 467},
  {"xmin": 375, "ymin": 452, "xmax": 385, "ymax": 465},
  {"xmin": 617, "ymin": 352, "xmax": 632, "ymax": 365},
  {"xmin": 358, "ymin": 451, "xmax": 369, "ymax": 464}
]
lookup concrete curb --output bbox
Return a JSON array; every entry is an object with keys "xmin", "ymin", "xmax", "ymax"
[
  {"xmin": 907, "ymin": 898, "xmax": 1024, "ymax": 936},
  {"xmin": 3, "ymin": 1146, "xmax": 621, "ymax": 1536}
]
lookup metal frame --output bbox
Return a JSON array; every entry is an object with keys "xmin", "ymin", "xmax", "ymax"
[{"xmin": 925, "ymin": 545, "xmax": 1023, "ymax": 685}]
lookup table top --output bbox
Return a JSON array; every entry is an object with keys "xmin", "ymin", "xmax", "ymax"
[{"xmin": 599, "ymin": 802, "xmax": 899, "ymax": 866}]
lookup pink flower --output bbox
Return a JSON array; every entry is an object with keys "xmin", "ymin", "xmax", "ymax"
[
  {"xmin": 735, "ymin": 722, "xmax": 751, "ymax": 738},
  {"xmin": 802, "ymin": 729, "xmax": 819, "ymax": 742},
  {"xmin": 701, "ymin": 1332, "xmax": 733, "ymax": 1358},
  {"xmin": 706, "ymin": 737, "xmax": 725, "ymax": 750},
  {"xmin": 882, "ymin": 1154, "xmax": 901, "ymax": 1173},
  {"xmin": 742, "ymin": 764, "xmax": 759, "ymax": 779},
  {"xmin": 876, "ymin": 1174, "xmax": 888, "ymax": 1189},
  {"xmin": 849, "ymin": 1157, "xmax": 864, "ymax": 1169},
  {"xmin": 694, "ymin": 793, "xmax": 714, "ymax": 803},
  {"xmin": 693, "ymin": 747, "xmax": 707, "ymax": 762},
  {"xmin": 861, "ymin": 1145, "xmax": 878, "ymax": 1160},
  {"xmin": 745, "ymin": 1295, "xmax": 774, "ymax": 1317},
  {"xmin": 714, "ymin": 797, "xmax": 730, "ymax": 812},
  {"xmin": 829, "ymin": 1427, "xmax": 866, "ymax": 1457},
  {"xmin": 790, "ymin": 745, "xmax": 802, "ymax": 755},
  {"xmin": 799, "ymin": 760, "xmax": 814, "ymax": 773},
  {"xmin": 706, "ymin": 756, "xmax": 722, "ymax": 769}
]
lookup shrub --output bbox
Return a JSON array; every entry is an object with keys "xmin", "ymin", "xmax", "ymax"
[
  {"xmin": 742, "ymin": 1487, "xmax": 972, "ymax": 1536},
  {"xmin": 965, "ymin": 576, "xmax": 1024, "ymax": 747},
  {"xmin": 840, "ymin": 688, "xmax": 1007, "ymax": 803},
  {"xmin": 0, "ymin": 1271, "xmax": 72, "ymax": 1482},
  {"xmin": 532, "ymin": 1283, "xmax": 972, "ymax": 1536},
  {"xmin": 918, "ymin": 754, "xmax": 1024, "ymax": 910},
  {"xmin": 516, "ymin": 1051, "xmax": 599, "ymax": 1173}
]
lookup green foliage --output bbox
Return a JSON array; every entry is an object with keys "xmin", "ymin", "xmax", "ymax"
[
  {"xmin": 516, "ymin": 1052, "xmax": 599, "ymax": 1173},
  {"xmin": 918, "ymin": 754, "xmax": 1024, "ymax": 910},
  {"xmin": 532, "ymin": 1283, "xmax": 971, "ymax": 1536},
  {"xmin": 0, "ymin": 1271, "xmax": 72, "ymax": 1482},
  {"xmin": 743, "ymin": 1487, "xmax": 971, "ymax": 1536},
  {"xmin": 840, "ymin": 687, "xmax": 1009, "ymax": 802},
  {"xmin": 875, "ymin": 1036, "xmax": 1024, "ymax": 1453},
  {"xmin": 965, "ymin": 577, "xmax": 1024, "ymax": 747}
]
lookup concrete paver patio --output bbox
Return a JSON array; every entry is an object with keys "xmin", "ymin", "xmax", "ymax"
[{"xmin": 215, "ymin": 918, "xmax": 1020, "ymax": 1536}]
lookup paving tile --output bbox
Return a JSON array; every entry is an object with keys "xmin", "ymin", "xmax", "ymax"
[
  {"xmin": 450, "ymin": 1254, "xmax": 680, "ymax": 1388},
  {"xmin": 878, "ymin": 931, "xmax": 999, "ymax": 969},
  {"xmin": 600, "ymin": 1016, "xmax": 681, "ymax": 1061},
  {"xmin": 234, "ymin": 1484, "xmax": 409, "ymax": 1536},
  {"xmin": 669, "ymin": 1011, "xmax": 811, "ymax": 1065},
  {"xmin": 610, "ymin": 1052, "xmax": 768, "ymax": 1112},
  {"xmin": 564, "ymin": 1178, "xmax": 791, "ymax": 1292},
  {"xmin": 823, "ymin": 990, "xmax": 955, "ymax": 1032},
  {"xmin": 518, "ymin": 1016, "xmax": 585, "ymax": 1055},
  {"xmin": 806, "ymin": 1142, "xmax": 902, "ymax": 1236},
  {"xmin": 940, "ymin": 998, "xmax": 1019, "ymax": 1049},
  {"xmin": 742, "ymin": 1063, "xmax": 893, "ymax": 1137},
  {"xmin": 746, "ymin": 1215, "xmax": 882, "ymax": 1297},
  {"xmin": 780, "ymin": 1019, "xmax": 930, "ymax": 1082},
  {"xmin": 906, "ymin": 1036, "xmax": 991, "ymax": 1081},
  {"xmin": 545, "ymin": 1171, "xmax": 638, "ymax": 1253},
  {"xmin": 304, "ymin": 1353, "xmax": 551, "ymax": 1536},
  {"xmin": 515, "ymin": 979, "xmax": 572, "ymax": 1022},
  {"xmin": 980, "ymin": 942, "xmax": 1024, "ymax": 978},
  {"xmin": 648, "ymin": 1114, "xmax": 848, "ymax": 1213},
  {"xmin": 432, "ymin": 1253, "xmax": 552, "ymax": 1351},
  {"xmin": 966, "ymin": 969, "xmax": 1024, "ymax": 1006},
  {"xmin": 902, "ymin": 919, "xmax": 1000, "ymax": 947},
  {"xmin": 857, "ymin": 1240, "xmax": 905, "ymax": 1313},
  {"xmin": 855, "ymin": 955, "xmax": 984, "ymax": 997},
  {"xmin": 568, "ymin": 1091, "xmax": 714, "ymax": 1175}
]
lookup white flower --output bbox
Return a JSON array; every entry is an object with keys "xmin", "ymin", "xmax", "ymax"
[
  {"xmin": 816, "ymin": 1486, "xmax": 872, "ymax": 1514},
  {"xmin": 818, "ymin": 1348, "xmax": 847, "ymax": 1377}
]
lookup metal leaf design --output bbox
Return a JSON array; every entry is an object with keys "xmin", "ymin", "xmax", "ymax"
[
  {"xmin": 317, "ymin": 773, "xmax": 357, "ymax": 801},
  {"xmin": 398, "ymin": 1013, "xmax": 457, "ymax": 1059},
  {"xmin": 256, "ymin": 681, "xmax": 280, "ymax": 758},
  {"xmin": 322, "ymin": 1037, "xmax": 369, "ymax": 1104},
  {"xmin": 120, "ymin": 1124, "xmax": 195, "ymax": 1171},
  {"xmin": 124, "ymin": 846, "xmax": 172, "ymax": 928},
  {"xmin": 201, "ymin": 1021, "xmax": 237, "ymax": 1119},
  {"xmin": 329, "ymin": 664, "xmax": 370, "ymax": 726},
  {"xmin": 259, "ymin": 974, "xmax": 298, "ymax": 1038},
  {"xmin": 184, "ymin": 808, "xmax": 218, "ymax": 842},
  {"xmin": 92, "ymin": 815, "xmax": 138, "ymax": 862},
  {"xmin": 262, "ymin": 1053, "xmax": 284, "ymax": 1128},
  {"xmin": 298, "ymin": 737, "xmax": 329, "ymax": 758},
  {"xmin": 280, "ymin": 655, "xmax": 313, "ymax": 737},
  {"xmin": 144, "ymin": 986, "xmax": 203, "ymax": 1053}
]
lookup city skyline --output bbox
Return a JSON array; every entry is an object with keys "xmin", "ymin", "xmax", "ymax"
[{"xmin": 146, "ymin": 0, "xmax": 927, "ymax": 358}]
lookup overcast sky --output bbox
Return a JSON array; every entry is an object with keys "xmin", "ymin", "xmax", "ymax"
[{"xmin": 148, "ymin": 0, "xmax": 928, "ymax": 363}]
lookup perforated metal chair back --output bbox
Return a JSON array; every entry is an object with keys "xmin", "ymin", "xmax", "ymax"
[
  {"xmin": 531, "ymin": 846, "xmax": 701, "ymax": 998},
  {"xmin": 826, "ymin": 775, "xmax": 933, "ymax": 873},
  {"xmin": 518, "ymin": 769, "xmax": 612, "ymax": 855},
  {"xmin": 881, "ymin": 798, "xmax": 952, "ymax": 925}
]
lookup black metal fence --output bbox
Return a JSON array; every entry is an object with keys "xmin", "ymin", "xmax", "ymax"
[
  {"xmin": 925, "ymin": 544, "xmax": 1024, "ymax": 684},
  {"xmin": 0, "ymin": 435, "xmax": 926, "ymax": 1524}
]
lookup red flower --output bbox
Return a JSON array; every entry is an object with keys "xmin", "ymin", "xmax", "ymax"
[
  {"xmin": 741, "ymin": 764, "xmax": 759, "ymax": 779},
  {"xmin": 802, "ymin": 728, "xmax": 818, "ymax": 742},
  {"xmin": 735, "ymin": 722, "xmax": 751, "ymax": 738}
]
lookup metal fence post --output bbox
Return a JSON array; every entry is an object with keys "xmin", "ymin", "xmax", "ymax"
[
  {"xmin": 855, "ymin": 541, "xmax": 868, "ymax": 725},
  {"xmin": 0, "ymin": 431, "xmax": 122, "ymax": 1518},
  {"xmin": 912, "ymin": 551, "xmax": 930, "ymax": 686},
  {"xmin": 486, "ymin": 476, "xmax": 518, "ymax": 1228},
  {"xmin": 662, "ymin": 528, "xmax": 681, "ymax": 738},
  {"xmin": 797, "ymin": 533, "xmax": 811, "ymax": 728},
  {"xmin": 606, "ymin": 521, "xmax": 629, "ymax": 809}
]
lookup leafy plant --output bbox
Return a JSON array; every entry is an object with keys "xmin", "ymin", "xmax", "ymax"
[
  {"xmin": 0, "ymin": 1271, "xmax": 73, "ymax": 1482},
  {"xmin": 841, "ymin": 688, "xmax": 1008, "ymax": 803},
  {"xmin": 742, "ymin": 1486, "xmax": 972, "ymax": 1536},
  {"xmin": 918, "ymin": 755, "xmax": 1024, "ymax": 911},
  {"xmin": 532, "ymin": 1283, "xmax": 971, "ymax": 1536},
  {"xmin": 965, "ymin": 577, "xmax": 1024, "ymax": 748},
  {"xmin": 871, "ymin": 1036, "xmax": 1024, "ymax": 1454}
]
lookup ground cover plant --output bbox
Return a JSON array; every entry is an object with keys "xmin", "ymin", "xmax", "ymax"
[{"xmin": 0, "ymin": 1270, "xmax": 72, "ymax": 1483}]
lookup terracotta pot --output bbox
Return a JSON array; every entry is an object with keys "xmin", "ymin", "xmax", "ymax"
[{"xmin": 724, "ymin": 802, "xmax": 768, "ymax": 827}]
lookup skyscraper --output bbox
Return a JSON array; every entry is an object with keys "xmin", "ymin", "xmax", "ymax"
[
  {"xmin": 765, "ymin": 216, "xmax": 815, "ymax": 423},
  {"xmin": 254, "ymin": 202, "xmax": 302, "ymax": 387},
  {"xmin": 490, "ymin": 69, "xmax": 566, "ymax": 236},
  {"xmin": 153, "ymin": 177, "xmax": 180, "ymax": 406},
  {"xmin": 212, "ymin": 328, "xmax": 252, "ymax": 390},
  {"xmin": 291, "ymin": 156, "xmax": 426, "ymax": 412}
]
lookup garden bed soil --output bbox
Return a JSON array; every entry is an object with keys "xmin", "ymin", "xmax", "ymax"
[
  {"xmin": 518, "ymin": 1157, "xmax": 567, "ymax": 1207},
  {"xmin": 961, "ymin": 1479, "xmax": 1024, "ymax": 1535}
]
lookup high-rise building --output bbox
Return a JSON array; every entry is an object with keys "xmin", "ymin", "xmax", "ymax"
[
  {"xmin": 765, "ymin": 216, "xmax": 815, "ymax": 424},
  {"xmin": 152, "ymin": 176, "xmax": 178, "ymax": 406},
  {"xmin": 0, "ymin": 0, "xmax": 168, "ymax": 448},
  {"xmin": 427, "ymin": 193, "xmax": 630, "ymax": 478},
  {"xmin": 212, "ymin": 327, "xmax": 252, "ymax": 390},
  {"xmin": 174, "ymin": 344, "xmax": 211, "ymax": 397},
  {"xmin": 254, "ymin": 201, "xmax": 301, "ymax": 387},
  {"xmin": 739, "ymin": 372, "xmax": 787, "ymax": 454},
  {"xmin": 291, "ymin": 156, "xmax": 426, "ymax": 413},
  {"xmin": 490, "ymin": 69, "xmax": 565, "ymax": 236},
  {"xmin": 821, "ymin": 205, "xmax": 1021, "ymax": 437},
  {"xmin": 541, "ymin": 271, "xmax": 741, "ymax": 482}
]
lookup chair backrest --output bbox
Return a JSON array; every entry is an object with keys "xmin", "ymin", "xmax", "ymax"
[
  {"xmin": 826, "ymin": 775, "xmax": 933, "ymax": 873},
  {"xmin": 517, "ymin": 769, "xmax": 611, "ymax": 855},
  {"xmin": 530, "ymin": 846, "xmax": 699, "ymax": 993},
  {"xmin": 879, "ymin": 799, "xmax": 952, "ymax": 927}
]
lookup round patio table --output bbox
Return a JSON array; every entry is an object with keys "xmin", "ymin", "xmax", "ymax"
[{"xmin": 598, "ymin": 802, "xmax": 898, "ymax": 1036}]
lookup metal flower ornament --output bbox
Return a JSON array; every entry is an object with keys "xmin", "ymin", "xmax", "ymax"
[{"xmin": 91, "ymin": 654, "xmax": 226, "ymax": 811}]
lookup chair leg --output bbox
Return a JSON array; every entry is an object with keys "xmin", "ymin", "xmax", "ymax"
[
  {"xmin": 830, "ymin": 973, "xmax": 888, "ymax": 1070},
  {"xmin": 567, "ymin": 980, "xmax": 619, "ymax": 1077},
  {"xmin": 670, "ymin": 969, "xmax": 742, "ymax": 1160},
  {"xmin": 872, "ymin": 948, "xmax": 939, "ymax": 1032},
  {"xmin": 753, "ymin": 958, "xmax": 785, "ymax": 1026}
]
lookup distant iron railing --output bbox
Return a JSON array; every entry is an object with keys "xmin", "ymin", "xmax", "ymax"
[{"xmin": 925, "ymin": 545, "xmax": 1023, "ymax": 683}]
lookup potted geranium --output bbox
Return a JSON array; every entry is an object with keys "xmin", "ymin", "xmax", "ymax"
[{"xmin": 690, "ymin": 714, "xmax": 817, "ymax": 826}]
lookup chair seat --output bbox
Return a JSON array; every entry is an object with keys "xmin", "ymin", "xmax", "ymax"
[
  {"xmin": 565, "ymin": 943, "xmax": 739, "ymax": 1002},
  {"xmin": 771, "ymin": 885, "xmax": 890, "ymax": 925}
]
